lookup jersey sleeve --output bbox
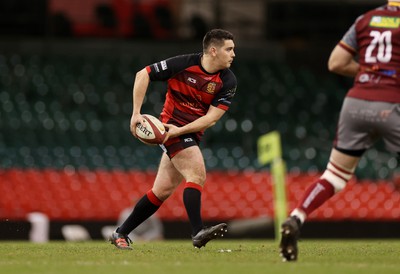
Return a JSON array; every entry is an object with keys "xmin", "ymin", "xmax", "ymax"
[
  {"xmin": 146, "ymin": 54, "xmax": 199, "ymax": 81},
  {"xmin": 211, "ymin": 70, "xmax": 237, "ymax": 111},
  {"xmin": 338, "ymin": 16, "xmax": 363, "ymax": 55}
]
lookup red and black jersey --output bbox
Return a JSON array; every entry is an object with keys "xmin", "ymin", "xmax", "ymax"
[
  {"xmin": 145, "ymin": 53, "xmax": 237, "ymax": 140},
  {"xmin": 339, "ymin": 3, "xmax": 400, "ymax": 103}
]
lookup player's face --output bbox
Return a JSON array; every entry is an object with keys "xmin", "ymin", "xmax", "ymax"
[{"xmin": 216, "ymin": 40, "xmax": 235, "ymax": 69}]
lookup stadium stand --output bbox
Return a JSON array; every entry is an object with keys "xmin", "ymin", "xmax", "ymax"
[
  {"xmin": 1, "ymin": 168, "xmax": 400, "ymax": 221},
  {"xmin": 0, "ymin": 45, "xmax": 399, "ymax": 226}
]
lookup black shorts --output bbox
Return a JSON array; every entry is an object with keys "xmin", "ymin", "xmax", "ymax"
[{"xmin": 159, "ymin": 133, "xmax": 199, "ymax": 159}]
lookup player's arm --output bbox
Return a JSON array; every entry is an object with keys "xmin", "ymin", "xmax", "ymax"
[
  {"xmin": 163, "ymin": 106, "xmax": 225, "ymax": 140},
  {"xmin": 131, "ymin": 55, "xmax": 196, "ymax": 138},
  {"xmin": 130, "ymin": 68, "xmax": 150, "ymax": 137},
  {"xmin": 328, "ymin": 44, "xmax": 359, "ymax": 77}
]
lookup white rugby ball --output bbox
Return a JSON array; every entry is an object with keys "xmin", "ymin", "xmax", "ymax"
[{"xmin": 135, "ymin": 114, "xmax": 167, "ymax": 145}]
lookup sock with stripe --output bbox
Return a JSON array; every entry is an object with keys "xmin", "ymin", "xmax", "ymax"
[
  {"xmin": 297, "ymin": 179, "xmax": 335, "ymax": 216},
  {"xmin": 292, "ymin": 158, "xmax": 354, "ymax": 221},
  {"xmin": 183, "ymin": 182, "xmax": 203, "ymax": 236},
  {"xmin": 117, "ymin": 190, "xmax": 163, "ymax": 235}
]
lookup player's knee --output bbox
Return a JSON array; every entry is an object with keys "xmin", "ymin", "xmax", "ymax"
[
  {"xmin": 321, "ymin": 160, "xmax": 354, "ymax": 192},
  {"xmin": 153, "ymin": 186, "xmax": 174, "ymax": 201},
  {"xmin": 187, "ymin": 173, "xmax": 206, "ymax": 186}
]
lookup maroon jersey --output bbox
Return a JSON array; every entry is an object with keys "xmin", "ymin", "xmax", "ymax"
[
  {"xmin": 339, "ymin": 3, "xmax": 400, "ymax": 103},
  {"xmin": 146, "ymin": 53, "xmax": 237, "ymax": 140}
]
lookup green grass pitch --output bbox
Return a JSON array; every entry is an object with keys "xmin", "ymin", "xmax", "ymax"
[{"xmin": 1, "ymin": 239, "xmax": 399, "ymax": 274}]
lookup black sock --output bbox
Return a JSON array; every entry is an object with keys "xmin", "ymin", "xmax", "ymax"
[
  {"xmin": 117, "ymin": 193, "xmax": 161, "ymax": 235},
  {"xmin": 183, "ymin": 186, "xmax": 203, "ymax": 235}
]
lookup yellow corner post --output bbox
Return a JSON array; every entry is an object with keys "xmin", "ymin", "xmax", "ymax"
[{"xmin": 257, "ymin": 131, "xmax": 287, "ymax": 242}]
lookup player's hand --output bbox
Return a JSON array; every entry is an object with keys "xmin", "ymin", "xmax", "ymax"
[
  {"xmin": 130, "ymin": 113, "xmax": 146, "ymax": 138},
  {"xmin": 162, "ymin": 123, "xmax": 180, "ymax": 143}
]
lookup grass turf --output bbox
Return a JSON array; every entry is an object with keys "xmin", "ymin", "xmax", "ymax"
[{"xmin": 0, "ymin": 239, "xmax": 399, "ymax": 274}]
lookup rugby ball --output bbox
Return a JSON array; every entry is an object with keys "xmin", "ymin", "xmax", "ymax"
[{"xmin": 135, "ymin": 114, "xmax": 167, "ymax": 145}]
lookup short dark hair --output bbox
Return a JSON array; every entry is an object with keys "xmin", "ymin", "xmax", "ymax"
[{"xmin": 203, "ymin": 29, "xmax": 234, "ymax": 52}]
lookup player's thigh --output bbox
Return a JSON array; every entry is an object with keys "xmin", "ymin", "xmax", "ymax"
[
  {"xmin": 336, "ymin": 98, "xmax": 376, "ymax": 151},
  {"xmin": 381, "ymin": 103, "xmax": 400, "ymax": 152},
  {"xmin": 337, "ymin": 98, "xmax": 400, "ymax": 153},
  {"xmin": 171, "ymin": 146, "xmax": 206, "ymax": 186},
  {"xmin": 152, "ymin": 153, "xmax": 184, "ymax": 200}
]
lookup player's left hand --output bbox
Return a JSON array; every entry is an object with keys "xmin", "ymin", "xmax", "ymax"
[{"xmin": 162, "ymin": 123, "xmax": 180, "ymax": 143}]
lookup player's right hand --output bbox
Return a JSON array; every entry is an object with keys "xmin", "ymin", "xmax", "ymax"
[{"xmin": 130, "ymin": 113, "xmax": 146, "ymax": 138}]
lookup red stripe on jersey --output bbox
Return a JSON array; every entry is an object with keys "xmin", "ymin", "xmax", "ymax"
[
  {"xmin": 170, "ymin": 70, "xmax": 223, "ymax": 96},
  {"xmin": 163, "ymin": 68, "xmax": 226, "ymax": 123},
  {"xmin": 169, "ymin": 80, "xmax": 216, "ymax": 106}
]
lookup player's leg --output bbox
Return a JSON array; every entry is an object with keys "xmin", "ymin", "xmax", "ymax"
[
  {"xmin": 171, "ymin": 146, "xmax": 227, "ymax": 248},
  {"xmin": 110, "ymin": 153, "xmax": 183, "ymax": 249},
  {"xmin": 280, "ymin": 97, "xmax": 371, "ymax": 261},
  {"xmin": 291, "ymin": 148, "xmax": 360, "ymax": 222},
  {"xmin": 119, "ymin": 152, "xmax": 183, "ymax": 233},
  {"xmin": 172, "ymin": 146, "xmax": 206, "ymax": 234},
  {"xmin": 152, "ymin": 152, "xmax": 185, "ymax": 200},
  {"xmin": 280, "ymin": 148, "xmax": 360, "ymax": 261}
]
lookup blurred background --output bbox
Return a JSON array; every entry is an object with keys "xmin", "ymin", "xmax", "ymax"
[{"xmin": 1, "ymin": 0, "xmax": 400, "ymax": 242}]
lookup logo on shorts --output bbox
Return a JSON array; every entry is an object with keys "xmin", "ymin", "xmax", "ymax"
[
  {"xmin": 184, "ymin": 137, "xmax": 193, "ymax": 143},
  {"xmin": 159, "ymin": 144, "xmax": 167, "ymax": 153}
]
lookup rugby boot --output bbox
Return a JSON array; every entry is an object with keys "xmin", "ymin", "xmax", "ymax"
[
  {"xmin": 109, "ymin": 231, "xmax": 133, "ymax": 250},
  {"xmin": 192, "ymin": 223, "xmax": 228, "ymax": 248},
  {"xmin": 279, "ymin": 216, "xmax": 301, "ymax": 261}
]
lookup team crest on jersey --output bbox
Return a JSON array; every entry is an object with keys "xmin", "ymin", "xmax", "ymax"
[
  {"xmin": 206, "ymin": 82, "xmax": 216, "ymax": 94},
  {"xmin": 369, "ymin": 16, "xmax": 400, "ymax": 28}
]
